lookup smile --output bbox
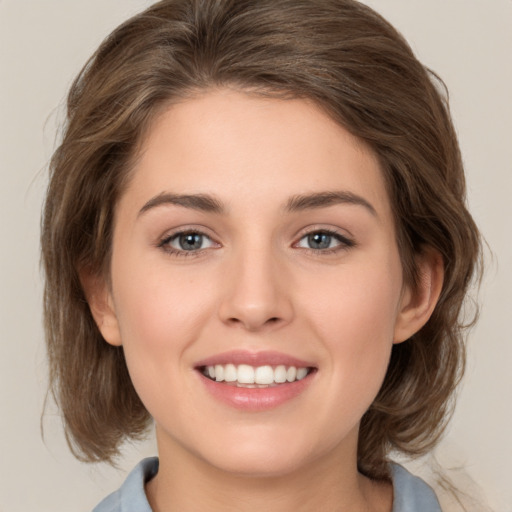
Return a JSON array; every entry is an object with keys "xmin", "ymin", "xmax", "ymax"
[
  {"xmin": 195, "ymin": 351, "xmax": 317, "ymax": 411},
  {"xmin": 201, "ymin": 364, "xmax": 312, "ymax": 387}
]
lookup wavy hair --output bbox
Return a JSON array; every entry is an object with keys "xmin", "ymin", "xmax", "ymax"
[{"xmin": 42, "ymin": 0, "xmax": 481, "ymax": 478}]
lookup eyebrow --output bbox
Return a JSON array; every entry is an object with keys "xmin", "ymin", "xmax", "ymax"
[
  {"xmin": 285, "ymin": 191, "xmax": 377, "ymax": 216},
  {"xmin": 138, "ymin": 192, "xmax": 225, "ymax": 216},
  {"xmin": 138, "ymin": 190, "xmax": 377, "ymax": 217}
]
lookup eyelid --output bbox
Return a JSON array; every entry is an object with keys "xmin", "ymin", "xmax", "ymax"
[
  {"xmin": 157, "ymin": 225, "xmax": 221, "ymax": 256},
  {"xmin": 155, "ymin": 224, "xmax": 355, "ymax": 257},
  {"xmin": 292, "ymin": 226, "xmax": 356, "ymax": 252}
]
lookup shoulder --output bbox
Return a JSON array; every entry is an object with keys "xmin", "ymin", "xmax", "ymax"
[
  {"xmin": 92, "ymin": 457, "xmax": 158, "ymax": 512},
  {"xmin": 391, "ymin": 463, "xmax": 442, "ymax": 512}
]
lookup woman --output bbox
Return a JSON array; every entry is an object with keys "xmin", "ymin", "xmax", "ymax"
[{"xmin": 41, "ymin": 1, "xmax": 481, "ymax": 510}]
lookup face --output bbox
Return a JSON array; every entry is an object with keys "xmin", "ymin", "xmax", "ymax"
[{"xmin": 93, "ymin": 89, "xmax": 425, "ymax": 478}]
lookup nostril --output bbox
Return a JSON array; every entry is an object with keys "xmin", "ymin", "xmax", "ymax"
[
  {"xmin": 227, "ymin": 316, "xmax": 280, "ymax": 324},
  {"xmin": 225, "ymin": 315, "xmax": 282, "ymax": 330}
]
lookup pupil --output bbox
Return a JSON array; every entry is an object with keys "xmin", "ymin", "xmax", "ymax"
[
  {"xmin": 179, "ymin": 233, "xmax": 202, "ymax": 250},
  {"xmin": 309, "ymin": 233, "xmax": 331, "ymax": 249}
]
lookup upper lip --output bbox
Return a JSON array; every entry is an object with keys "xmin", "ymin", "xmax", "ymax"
[{"xmin": 194, "ymin": 350, "xmax": 316, "ymax": 369}]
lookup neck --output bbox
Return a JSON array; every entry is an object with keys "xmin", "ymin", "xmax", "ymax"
[{"xmin": 146, "ymin": 430, "xmax": 392, "ymax": 512}]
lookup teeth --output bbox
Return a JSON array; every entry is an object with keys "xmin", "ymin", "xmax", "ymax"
[
  {"xmin": 255, "ymin": 365, "xmax": 274, "ymax": 385},
  {"xmin": 274, "ymin": 365, "xmax": 287, "ymax": 383},
  {"xmin": 286, "ymin": 366, "xmax": 297, "ymax": 382},
  {"xmin": 238, "ymin": 364, "xmax": 255, "ymax": 384},
  {"xmin": 296, "ymin": 367, "xmax": 308, "ymax": 380},
  {"xmin": 215, "ymin": 364, "xmax": 224, "ymax": 382},
  {"xmin": 202, "ymin": 364, "xmax": 311, "ymax": 386},
  {"xmin": 224, "ymin": 363, "xmax": 237, "ymax": 382}
]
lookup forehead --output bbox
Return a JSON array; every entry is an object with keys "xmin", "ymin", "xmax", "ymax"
[{"xmin": 121, "ymin": 89, "xmax": 392, "ymax": 221}]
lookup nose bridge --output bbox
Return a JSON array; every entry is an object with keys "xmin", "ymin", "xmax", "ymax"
[{"xmin": 218, "ymin": 236, "xmax": 293, "ymax": 331}]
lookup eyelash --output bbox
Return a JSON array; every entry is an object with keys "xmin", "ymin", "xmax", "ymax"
[
  {"xmin": 294, "ymin": 228, "xmax": 356, "ymax": 255},
  {"xmin": 158, "ymin": 228, "xmax": 217, "ymax": 258},
  {"xmin": 157, "ymin": 228, "xmax": 355, "ymax": 257}
]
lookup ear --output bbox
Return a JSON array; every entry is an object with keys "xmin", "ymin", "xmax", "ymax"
[
  {"xmin": 394, "ymin": 248, "xmax": 444, "ymax": 344},
  {"xmin": 80, "ymin": 270, "xmax": 122, "ymax": 347}
]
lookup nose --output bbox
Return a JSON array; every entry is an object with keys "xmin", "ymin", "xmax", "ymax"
[{"xmin": 218, "ymin": 246, "xmax": 294, "ymax": 332}]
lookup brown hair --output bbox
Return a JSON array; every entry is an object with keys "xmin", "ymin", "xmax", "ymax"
[{"xmin": 42, "ymin": 0, "xmax": 481, "ymax": 478}]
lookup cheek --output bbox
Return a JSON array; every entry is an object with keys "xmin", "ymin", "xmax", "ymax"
[
  {"xmin": 110, "ymin": 272, "xmax": 208, "ymax": 422},
  {"xmin": 306, "ymin": 258, "xmax": 402, "ymax": 343},
  {"xmin": 112, "ymin": 257, "xmax": 212, "ymax": 347},
  {"xmin": 109, "ymin": 258, "xmax": 215, "ymax": 403},
  {"xmin": 301, "ymin": 256, "xmax": 403, "ymax": 398}
]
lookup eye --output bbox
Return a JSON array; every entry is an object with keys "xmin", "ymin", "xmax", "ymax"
[
  {"xmin": 159, "ymin": 230, "xmax": 217, "ymax": 254},
  {"xmin": 296, "ymin": 230, "xmax": 354, "ymax": 251}
]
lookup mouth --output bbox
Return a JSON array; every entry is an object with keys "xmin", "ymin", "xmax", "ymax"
[
  {"xmin": 199, "ymin": 363, "xmax": 315, "ymax": 388},
  {"xmin": 194, "ymin": 351, "xmax": 317, "ymax": 411}
]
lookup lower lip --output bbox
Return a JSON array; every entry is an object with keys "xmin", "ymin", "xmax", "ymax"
[{"xmin": 198, "ymin": 372, "xmax": 315, "ymax": 411}]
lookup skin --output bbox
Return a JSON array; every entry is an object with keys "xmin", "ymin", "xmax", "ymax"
[{"xmin": 85, "ymin": 89, "xmax": 443, "ymax": 512}]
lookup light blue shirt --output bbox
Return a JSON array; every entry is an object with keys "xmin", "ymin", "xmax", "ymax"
[{"xmin": 93, "ymin": 457, "xmax": 441, "ymax": 511}]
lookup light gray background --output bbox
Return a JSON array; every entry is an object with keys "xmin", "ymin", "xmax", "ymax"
[{"xmin": 1, "ymin": 1, "xmax": 510, "ymax": 511}]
